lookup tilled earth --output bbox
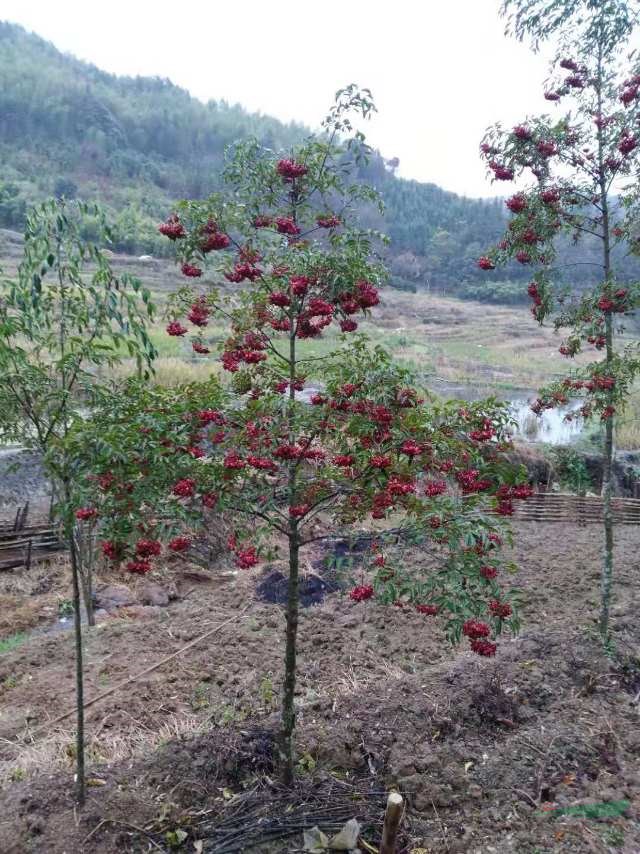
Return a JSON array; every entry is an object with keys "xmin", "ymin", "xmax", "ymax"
[{"xmin": 0, "ymin": 521, "xmax": 639, "ymax": 853}]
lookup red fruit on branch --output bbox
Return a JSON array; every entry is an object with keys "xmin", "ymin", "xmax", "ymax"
[
  {"xmin": 188, "ymin": 304, "xmax": 210, "ymax": 327},
  {"xmin": 168, "ymin": 536, "xmax": 191, "ymax": 552},
  {"xmin": 172, "ymin": 478, "xmax": 196, "ymax": 498},
  {"xmin": 470, "ymin": 638, "xmax": 497, "ymax": 656},
  {"xmin": 102, "ymin": 541, "xmax": 122, "ymax": 561},
  {"xmin": 512, "ymin": 125, "xmax": 532, "ymax": 141},
  {"xmin": 192, "ymin": 342, "xmax": 211, "ymax": 354},
  {"xmin": 136, "ymin": 538, "xmax": 162, "ymax": 558},
  {"xmin": 75, "ymin": 507, "xmax": 98, "ymax": 521},
  {"xmin": 356, "ymin": 281, "xmax": 380, "ymax": 308},
  {"xmin": 371, "ymin": 454, "xmax": 392, "ymax": 469},
  {"xmin": 277, "ymin": 159, "xmax": 308, "ymax": 180},
  {"xmin": 202, "ymin": 232, "xmax": 231, "ymax": 252},
  {"xmin": 540, "ymin": 187, "xmax": 561, "ymax": 204},
  {"xmin": 566, "ymin": 74, "xmax": 585, "ymax": 88},
  {"xmin": 198, "ymin": 409, "xmax": 225, "ymax": 425},
  {"xmin": 424, "ymin": 480, "xmax": 447, "ymax": 497},
  {"xmin": 275, "ymin": 216, "xmax": 301, "ymax": 235},
  {"xmin": 127, "ymin": 559, "xmax": 152, "ymax": 575},
  {"xmin": 489, "ymin": 162, "xmax": 515, "ymax": 181},
  {"xmin": 290, "ymin": 276, "xmax": 309, "ymax": 295},
  {"xmin": 416, "ymin": 604, "xmax": 438, "ymax": 615},
  {"xmin": 462, "ymin": 619, "xmax": 491, "ymax": 639},
  {"xmin": 537, "ymin": 139, "xmax": 558, "ymax": 157},
  {"xmin": 506, "ymin": 194, "xmax": 527, "ymax": 213},
  {"xmin": 181, "ymin": 263, "xmax": 203, "ymax": 278},
  {"xmin": 235, "ymin": 547, "xmax": 259, "ymax": 569},
  {"xmin": 158, "ymin": 214, "xmax": 186, "ymax": 240},
  {"xmin": 618, "ymin": 134, "xmax": 638, "ymax": 155},
  {"xmin": 333, "ymin": 454, "xmax": 355, "ymax": 467},
  {"xmin": 477, "ymin": 256, "xmax": 495, "ymax": 270},
  {"xmin": 400, "ymin": 439, "xmax": 423, "ymax": 456},
  {"xmin": 316, "ymin": 214, "xmax": 341, "ymax": 228},
  {"xmin": 340, "ymin": 319, "xmax": 358, "ymax": 332},
  {"xmin": 224, "ymin": 452, "xmax": 245, "ymax": 470},
  {"xmin": 308, "ymin": 298, "xmax": 334, "ymax": 317},
  {"xmin": 489, "ymin": 599, "xmax": 512, "ymax": 618},
  {"xmin": 559, "ymin": 57, "xmax": 579, "ymax": 71},
  {"xmin": 349, "ymin": 584, "xmax": 374, "ymax": 602},
  {"xmin": 270, "ymin": 291, "xmax": 291, "ymax": 307},
  {"xmin": 289, "ymin": 504, "xmax": 311, "ymax": 518},
  {"xmin": 621, "ymin": 86, "xmax": 638, "ymax": 106},
  {"xmin": 167, "ymin": 321, "xmax": 188, "ymax": 336}
]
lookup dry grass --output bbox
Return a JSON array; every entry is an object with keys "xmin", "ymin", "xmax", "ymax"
[
  {"xmin": 109, "ymin": 356, "xmax": 221, "ymax": 386},
  {"xmin": 0, "ymin": 712, "xmax": 207, "ymax": 786},
  {"xmin": 0, "ymin": 557, "xmax": 69, "ymax": 638},
  {"xmin": 615, "ymin": 387, "xmax": 640, "ymax": 450}
]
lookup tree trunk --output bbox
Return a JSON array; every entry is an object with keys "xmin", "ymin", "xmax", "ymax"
[
  {"xmin": 599, "ymin": 313, "xmax": 615, "ymax": 642},
  {"xmin": 82, "ymin": 568, "xmax": 95, "ymax": 628},
  {"xmin": 280, "ymin": 529, "xmax": 300, "ymax": 786},
  {"xmin": 595, "ymin": 49, "xmax": 615, "ymax": 646},
  {"xmin": 68, "ymin": 532, "xmax": 86, "ymax": 804},
  {"xmin": 77, "ymin": 526, "xmax": 95, "ymax": 627},
  {"xmin": 599, "ymin": 419, "xmax": 614, "ymax": 641}
]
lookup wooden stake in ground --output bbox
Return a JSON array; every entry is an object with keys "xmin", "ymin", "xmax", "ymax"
[{"xmin": 379, "ymin": 791, "xmax": 403, "ymax": 854}]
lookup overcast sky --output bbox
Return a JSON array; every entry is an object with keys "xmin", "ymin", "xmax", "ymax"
[{"xmin": 3, "ymin": 0, "xmax": 555, "ymax": 198}]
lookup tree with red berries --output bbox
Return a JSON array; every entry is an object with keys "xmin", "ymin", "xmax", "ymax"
[
  {"xmin": 480, "ymin": 0, "xmax": 640, "ymax": 643},
  {"xmin": 0, "ymin": 200, "xmax": 156, "ymax": 804},
  {"xmin": 73, "ymin": 88, "xmax": 532, "ymax": 784}
]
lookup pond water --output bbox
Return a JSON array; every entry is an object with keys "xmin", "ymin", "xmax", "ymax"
[
  {"xmin": 508, "ymin": 398, "xmax": 583, "ymax": 445},
  {"xmin": 300, "ymin": 382, "xmax": 583, "ymax": 446}
]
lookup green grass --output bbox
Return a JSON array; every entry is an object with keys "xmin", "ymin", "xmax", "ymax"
[{"xmin": 0, "ymin": 632, "xmax": 28, "ymax": 654}]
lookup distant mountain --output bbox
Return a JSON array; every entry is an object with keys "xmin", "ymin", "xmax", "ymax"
[{"xmin": 3, "ymin": 21, "xmax": 626, "ymax": 301}]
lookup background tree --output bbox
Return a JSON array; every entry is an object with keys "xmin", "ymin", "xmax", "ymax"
[
  {"xmin": 480, "ymin": 0, "xmax": 640, "ymax": 643},
  {"xmin": 0, "ymin": 199, "xmax": 156, "ymax": 803},
  {"xmin": 69, "ymin": 88, "xmax": 532, "ymax": 785}
]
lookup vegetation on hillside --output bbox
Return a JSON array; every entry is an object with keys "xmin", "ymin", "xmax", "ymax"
[{"xmin": 0, "ymin": 21, "xmax": 524, "ymax": 298}]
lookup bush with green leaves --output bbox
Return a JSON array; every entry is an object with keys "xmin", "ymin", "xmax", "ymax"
[{"xmin": 0, "ymin": 198, "xmax": 156, "ymax": 803}]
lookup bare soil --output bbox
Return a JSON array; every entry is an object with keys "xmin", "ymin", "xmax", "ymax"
[{"xmin": 0, "ymin": 521, "xmax": 639, "ymax": 853}]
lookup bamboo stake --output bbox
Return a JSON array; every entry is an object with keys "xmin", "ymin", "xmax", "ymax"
[
  {"xmin": 28, "ymin": 607, "xmax": 249, "ymax": 736},
  {"xmin": 379, "ymin": 792, "xmax": 403, "ymax": 854}
]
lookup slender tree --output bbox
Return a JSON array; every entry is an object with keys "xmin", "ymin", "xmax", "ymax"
[
  {"xmin": 480, "ymin": 0, "xmax": 640, "ymax": 643},
  {"xmin": 67, "ymin": 89, "xmax": 533, "ymax": 784},
  {"xmin": 0, "ymin": 199, "xmax": 156, "ymax": 803}
]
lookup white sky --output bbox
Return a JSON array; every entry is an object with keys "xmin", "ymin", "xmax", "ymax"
[{"xmin": 3, "ymin": 0, "xmax": 555, "ymax": 198}]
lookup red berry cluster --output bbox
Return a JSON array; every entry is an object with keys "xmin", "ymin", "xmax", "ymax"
[
  {"xmin": 168, "ymin": 535, "xmax": 191, "ymax": 552},
  {"xmin": 349, "ymin": 584, "xmax": 374, "ymax": 602},
  {"xmin": 277, "ymin": 159, "xmax": 308, "ymax": 181},
  {"xmin": 158, "ymin": 214, "xmax": 186, "ymax": 240}
]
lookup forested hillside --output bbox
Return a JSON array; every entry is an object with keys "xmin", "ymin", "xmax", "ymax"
[{"xmin": 1, "ymin": 21, "xmax": 637, "ymax": 299}]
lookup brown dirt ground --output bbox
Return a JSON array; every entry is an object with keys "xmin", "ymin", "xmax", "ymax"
[{"xmin": 0, "ymin": 521, "xmax": 639, "ymax": 853}]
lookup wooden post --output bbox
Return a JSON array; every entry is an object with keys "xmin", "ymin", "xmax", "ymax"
[{"xmin": 380, "ymin": 792, "xmax": 404, "ymax": 854}]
